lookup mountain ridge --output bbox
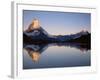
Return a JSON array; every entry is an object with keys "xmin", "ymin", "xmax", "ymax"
[{"xmin": 23, "ymin": 26, "xmax": 90, "ymax": 44}]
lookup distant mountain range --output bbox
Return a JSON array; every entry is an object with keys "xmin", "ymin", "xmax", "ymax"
[{"xmin": 23, "ymin": 26, "xmax": 91, "ymax": 44}]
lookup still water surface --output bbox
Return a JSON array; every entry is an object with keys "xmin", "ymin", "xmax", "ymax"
[{"xmin": 23, "ymin": 43, "xmax": 90, "ymax": 69}]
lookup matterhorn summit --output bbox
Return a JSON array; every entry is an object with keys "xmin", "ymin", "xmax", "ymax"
[{"xmin": 26, "ymin": 19, "xmax": 40, "ymax": 32}]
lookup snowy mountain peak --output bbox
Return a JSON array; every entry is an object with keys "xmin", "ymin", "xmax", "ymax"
[
  {"xmin": 69, "ymin": 30, "xmax": 89, "ymax": 39},
  {"xmin": 77, "ymin": 30, "xmax": 89, "ymax": 35},
  {"xmin": 26, "ymin": 19, "xmax": 40, "ymax": 32}
]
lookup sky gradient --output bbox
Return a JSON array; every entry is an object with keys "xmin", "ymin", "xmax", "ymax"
[{"xmin": 23, "ymin": 10, "xmax": 91, "ymax": 35}]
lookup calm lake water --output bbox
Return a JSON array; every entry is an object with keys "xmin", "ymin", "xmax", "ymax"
[{"xmin": 23, "ymin": 43, "xmax": 91, "ymax": 69}]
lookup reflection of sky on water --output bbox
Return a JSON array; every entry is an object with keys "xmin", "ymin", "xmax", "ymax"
[{"xmin": 23, "ymin": 43, "xmax": 90, "ymax": 69}]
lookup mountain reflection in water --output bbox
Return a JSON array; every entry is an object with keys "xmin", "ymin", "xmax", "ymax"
[{"xmin": 23, "ymin": 42, "xmax": 90, "ymax": 63}]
